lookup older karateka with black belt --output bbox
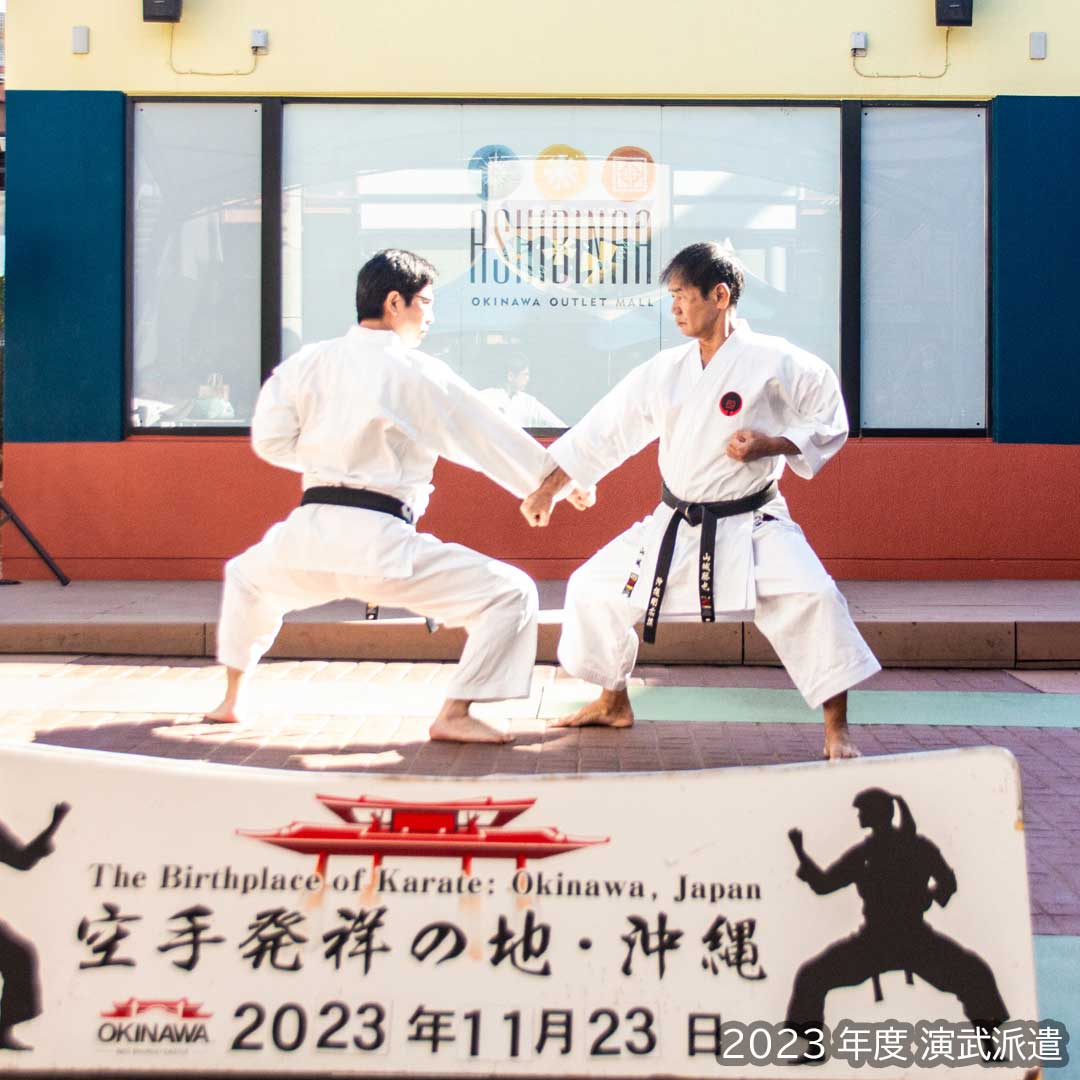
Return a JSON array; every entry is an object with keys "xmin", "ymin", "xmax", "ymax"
[
  {"xmin": 207, "ymin": 249, "xmax": 586, "ymax": 744},
  {"xmin": 521, "ymin": 242, "xmax": 880, "ymax": 759}
]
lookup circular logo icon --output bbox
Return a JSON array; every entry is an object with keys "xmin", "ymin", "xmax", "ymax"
[
  {"xmin": 602, "ymin": 146, "xmax": 655, "ymax": 202},
  {"xmin": 468, "ymin": 144, "xmax": 523, "ymax": 201},
  {"xmin": 534, "ymin": 144, "xmax": 588, "ymax": 200},
  {"xmin": 720, "ymin": 391, "xmax": 743, "ymax": 417}
]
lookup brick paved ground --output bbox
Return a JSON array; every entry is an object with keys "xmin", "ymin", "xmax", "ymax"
[{"xmin": 1, "ymin": 655, "xmax": 1078, "ymax": 935}]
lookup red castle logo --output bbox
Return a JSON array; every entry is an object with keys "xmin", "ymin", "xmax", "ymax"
[
  {"xmin": 101, "ymin": 998, "xmax": 211, "ymax": 1019},
  {"xmin": 239, "ymin": 795, "xmax": 609, "ymax": 879}
]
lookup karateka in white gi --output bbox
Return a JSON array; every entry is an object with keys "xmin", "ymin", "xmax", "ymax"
[
  {"xmin": 481, "ymin": 361, "xmax": 566, "ymax": 428},
  {"xmin": 206, "ymin": 249, "xmax": 585, "ymax": 744},
  {"xmin": 521, "ymin": 242, "xmax": 880, "ymax": 759}
]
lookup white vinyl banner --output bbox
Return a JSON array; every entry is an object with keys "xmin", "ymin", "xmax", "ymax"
[{"xmin": 0, "ymin": 744, "xmax": 1054, "ymax": 1076}]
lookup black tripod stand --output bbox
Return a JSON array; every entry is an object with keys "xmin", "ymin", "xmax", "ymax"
[{"xmin": 0, "ymin": 496, "xmax": 71, "ymax": 586}]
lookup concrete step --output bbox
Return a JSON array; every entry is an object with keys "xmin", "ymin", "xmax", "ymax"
[{"xmin": 1, "ymin": 580, "xmax": 1078, "ymax": 667}]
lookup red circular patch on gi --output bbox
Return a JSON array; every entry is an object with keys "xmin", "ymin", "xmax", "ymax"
[{"xmin": 720, "ymin": 391, "xmax": 743, "ymax": 417}]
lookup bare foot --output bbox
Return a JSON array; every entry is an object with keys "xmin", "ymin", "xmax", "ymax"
[
  {"xmin": 823, "ymin": 728, "xmax": 861, "ymax": 760},
  {"xmin": 204, "ymin": 699, "xmax": 245, "ymax": 724},
  {"xmin": 551, "ymin": 688, "xmax": 634, "ymax": 730},
  {"xmin": 430, "ymin": 700, "xmax": 512, "ymax": 744},
  {"xmin": 205, "ymin": 665, "xmax": 248, "ymax": 724},
  {"xmin": 822, "ymin": 690, "xmax": 860, "ymax": 760}
]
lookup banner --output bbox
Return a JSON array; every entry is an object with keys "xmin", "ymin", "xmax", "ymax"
[{"xmin": 0, "ymin": 743, "xmax": 1059, "ymax": 1076}]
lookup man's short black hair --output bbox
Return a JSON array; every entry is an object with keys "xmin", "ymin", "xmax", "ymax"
[
  {"xmin": 355, "ymin": 249, "xmax": 438, "ymax": 322},
  {"xmin": 660, "ymin": 242, "xmax": 744, "ymax": 306}
]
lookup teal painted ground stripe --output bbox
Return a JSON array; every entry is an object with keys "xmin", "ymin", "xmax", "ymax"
[
  {"xmin": 1035, "ymin": 935, "xmax": 1079, "ymax": 1080},
  {"xmin": 538, "ymin": 687, "xmax": 1080, "ymax": 728}
]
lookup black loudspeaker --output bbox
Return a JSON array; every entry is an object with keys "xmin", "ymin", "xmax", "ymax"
[
  {"xmin": 143, "ymin": 0, "xmax": 182, "ymax": 22},
  {"xmin": 936, "ymin": 0, "xmax": 972, "ymax": 26}
]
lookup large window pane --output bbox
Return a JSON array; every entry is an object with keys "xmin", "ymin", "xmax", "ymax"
[
  {"xmin": 282, "ymin": 104, "xmax": 841, "ymax": 427},
  {"xmin": 460, "ymin": 105, "xmax": 663, "ymax": 422},
  {"xmin": 132, "ymin": 103, "xmax": 262, "ymax": 429},
  {"xmin": 861, "ymin": 107, "xmax": 987, "ymax": 429},
  {"xmin": 282, "ymin": 103, "xmax": 466, "ymax": 375},
  {"xmin": 661, "ymin": 107, "xmax": 841, "ymax": 369}
]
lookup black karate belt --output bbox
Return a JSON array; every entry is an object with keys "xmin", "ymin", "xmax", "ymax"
[
  {"xmin": 300, "ymin": 486, "xmax": 437, "ymax": 634},
  {"xmin": 641, "ymin": 480, "xmax": 777, "ymax": 645},
  {"xmin": 301, "ymin": 485, "xmax": 413, "ymax": 522}
]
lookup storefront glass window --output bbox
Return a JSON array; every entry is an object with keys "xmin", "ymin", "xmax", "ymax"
[
  {"xmin": 131, "ymin": 103, "xmax": 262, "ymax": 429},
  {"xmin": 128, "ymin": 101, "xmax": 991, "ymax": 434},
  {"xmin": 282, "ymin": 103, "xmax": 841, "ymax": 428},
  {"xmin": 861, "ymin": 107, "xmax": 987, "ymax": 430}
]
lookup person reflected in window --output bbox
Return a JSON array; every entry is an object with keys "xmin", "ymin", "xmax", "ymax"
[
  {"xmin": 189, "ymin": 373, "xmax": 235, "ymax": 421},
  {"xmin": 481, "ymin": 359, "xmax": 565, "ymax": 429}
]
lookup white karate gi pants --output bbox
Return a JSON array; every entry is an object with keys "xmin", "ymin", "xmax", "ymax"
[
  {"xmin": 558, "ymin": 518, "xmax": 880, "ymax": 709},
  {"xmin": 217, "ymin": 532, "xmax": 538, "ymax": 702}
]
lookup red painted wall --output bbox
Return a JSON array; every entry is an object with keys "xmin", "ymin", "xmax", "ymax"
[{"xmin": 2, "ymin": 437, "xmax": 1079, "ymax": 580}]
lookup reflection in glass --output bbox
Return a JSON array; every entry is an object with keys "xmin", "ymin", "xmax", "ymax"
[
  {"xmin": 131, "ymin": 103, "xmax": 262, "ymax": 429},
  {"xmin": 661, "ymin": 107, "xmax": 842, "ymax": 370},
  {"xmin": 861, "ymin": 108, "xmax": 987, "ymax": 429},
  {"xmin": 281, "ymin": 104, "xmax": 843, "ymax": 426},
  {"xmin": 479, "ymin": 358, "xmax": 566, "ymax": 429}
]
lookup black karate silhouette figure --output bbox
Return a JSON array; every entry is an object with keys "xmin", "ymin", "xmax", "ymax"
[
  {"xmin": 0, "ymin": 802, "xmax": 70, "ymax": 1052},
  {"xmin": 785, "ymin": 788, "xmax": 1007, "ymax": 1038}
]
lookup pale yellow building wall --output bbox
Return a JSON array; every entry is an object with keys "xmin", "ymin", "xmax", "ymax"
[{"xmin": 8, "ymin": 0, "xmax": 1080, "ymax": 98}]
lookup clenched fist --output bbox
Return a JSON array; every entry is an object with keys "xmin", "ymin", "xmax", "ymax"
[
  {"xmin": 520, "ymin": 489, "xmax": 555, "ymax": 528},
  {"xmin": 726, "ymin": 430, "xmax": 798, "ymax": 463},
  {"xmin": 567, "ymin": 487, "xmax": 596, "ymax": 511}
]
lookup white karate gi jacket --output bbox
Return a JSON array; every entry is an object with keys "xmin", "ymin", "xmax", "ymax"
[
  {"xmin": 250, "ymin": 326, "xmax": 555, "ymax": 579},
  {"xmin": 548, "ymin": 320, "xmax": 848, "ymax": 616}
]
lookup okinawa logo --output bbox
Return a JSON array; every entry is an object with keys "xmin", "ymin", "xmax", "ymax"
[
  {"xmin": 239, "ymin": 795, "xmax": 608, "ymax": 879},
  {"xmin": 97, "ymin": 998, "xmax": 211, "ymax": 1046}
]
